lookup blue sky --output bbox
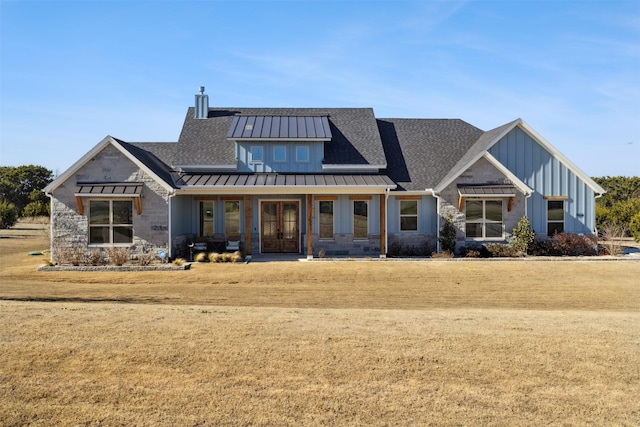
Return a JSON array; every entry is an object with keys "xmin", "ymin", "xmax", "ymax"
[{"xmin": 1, "ymin": 0, "xmax": 638, "ymax": 177}]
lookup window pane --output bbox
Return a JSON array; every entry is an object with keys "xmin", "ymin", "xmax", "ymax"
[
  {"xmin": 113, "ymin": 226, "xmax": 133, "ymax": 243},
  {"xmin": 319, "ymin": 201, "xmax": 333, "ymax": 239},
  {"xmin": 353, "ymin": 201, "xmax": 368, "ymax": 239},
  {"xmin": 251, "ymin": 146, "xmax": 263, "ymax": 162},
  {"xmin": 466, "ymin": 223, "xmax": 483, "ymax": 238},
  {"xmin": 89, "ymin": 226, "xmax": 109, "ymax": 244},
  {"xmin": 548, "ymin": 201, "xmax": 564, "ymax": 221},
  {"xmin": 200, "ymin": 201, "xmax": 214, "ymax": 237},
  {"xmin": 400, "ymin": 216, "xmax": 418, "ymax": 232},
  {"xmin": 89, "ymin": 201, "xmax": 110, "ymax": 224},
  {"xmin": 548, "ymin": 222, "xmax": 564, "ymax": 236},
  {"xmin": 274, "ymin": 146, "xmax": 286, "ymax": 162},
  {"xmin": 296, "ymin": 145, "xmax": 309, "ymax": 162},
  {"xmin": 485, "ymin": 200, "xmax": 503, "ymax": 222},
  {"xmin": 486, "ymin": 223, "xmax": 503, "ymax": 238},
  {"xmin": 465, "ymin": 200, "xmax": 483, "ymax": 221},
  {"xmin": 112, "ymin": 201, "xmax": 132, "ymax": 224},
  {"xmin": 283, "ymin": 203, "xmax": 298, "ymax": 239},
  {"xmin": 225, "ymin": 201, "xmax": 240, "ymax": 236},
  {"xmin": 400, "ymin": 200, "xmax": 417, "ymax": 215}
]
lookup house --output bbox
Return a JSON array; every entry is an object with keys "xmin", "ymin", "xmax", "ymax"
[{"xmin": 44, "ymin": 87, "xmax": 605, "ymax": 260}]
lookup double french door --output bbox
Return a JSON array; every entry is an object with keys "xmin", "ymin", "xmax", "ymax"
[{"xmin": 261, "ymin": 201, "xmax": 299, "ymax": 253}]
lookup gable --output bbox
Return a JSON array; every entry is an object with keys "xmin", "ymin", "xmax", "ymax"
[{"xmin": 488, "ymin": 126, "xmax": 605, "ymax": 195}]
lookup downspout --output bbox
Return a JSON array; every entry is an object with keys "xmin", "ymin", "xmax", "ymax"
[
  {"xmin": 384, "ymin": 188, "xmax": 390, "ymax": 257},
  {"xmin": 167, "ymin": 191, "xmax": 176, "ymax": 259},
  {"xmin": 44, "ymin": 189, "xmax": 54, "ymax": 263},
  {"xmin": 426, "ymin": 189, "xmax": 441, "ymax": 253},
  {"xmin": 594, "ymin": 192, "xmax": 603, "ymax": 235}
]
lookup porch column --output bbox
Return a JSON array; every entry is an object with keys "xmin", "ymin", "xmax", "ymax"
[
  {"xmin": 307, "ymin": 194, "xmax": 313, "ymax": 259},
  {"xmin": 380, "ymin": 193, "xmax": 386, "ymax": 258},
  {"xmin": 244, "ymin": 195, "xmax": 252, "ymax": 256}
]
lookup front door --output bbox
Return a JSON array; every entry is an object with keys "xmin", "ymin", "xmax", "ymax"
[{"xmin": 261, "ymin": 201, "xmax": 299, "ymax": 253}]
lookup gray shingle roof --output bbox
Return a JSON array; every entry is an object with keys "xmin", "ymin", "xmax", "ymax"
[
  {"xmin": 118, "ymin": 140, "xmax": 179, "ymax": 188},
  {"xmin": 174, "ymin": 107, "xmax": 386, "ymax": 168},
  {"xmin": 377, "ymin": 119, "xmax": 485, "ymax": 191}
]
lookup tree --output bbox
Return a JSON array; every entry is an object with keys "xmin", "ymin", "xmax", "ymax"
[
  {"xmin": 438, "ymin": 215, "xmax": 457, "ymax": 254},
  {"xmin": 593, "ymin": 176, "xmax": 640, "ymax": 236},
  {"xmin": 512, "ymin": 216, "xmax": 535, "ymax": 254},
  {"xmin": 0, "ymin": 165, "xmax": 53, "ymax": 216},
  {"xmin": 0, "ymin": 200, "xmax": 19, "ymax": 229}
]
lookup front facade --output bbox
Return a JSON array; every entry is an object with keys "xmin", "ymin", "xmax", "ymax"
[{"xmin": 44, "ymin": 88, "xmax": 605, "ymax": 260}]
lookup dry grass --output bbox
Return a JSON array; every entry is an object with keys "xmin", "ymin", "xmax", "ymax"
[{"xmin": 1, "ymin": 220, "xmax": 639, "ymax": 425}]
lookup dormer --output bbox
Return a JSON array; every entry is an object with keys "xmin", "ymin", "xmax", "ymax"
[{"xmin": 228, "ymin": 115, "xmax": 332, "ymax": 173}]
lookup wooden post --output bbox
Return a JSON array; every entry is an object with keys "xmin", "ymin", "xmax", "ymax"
[
  {"xmin": 379, "ymin": 193, "xmax": 386, "ymax": 258},
  {"xmin": 244, "ymin": 195, "xmax": 252, "ymax": 255},
  {"xmin": 307, "ymin": 194, "xmax": 313, "ymax": 259}
]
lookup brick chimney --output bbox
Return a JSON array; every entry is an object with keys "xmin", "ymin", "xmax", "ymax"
[{"xmin": 194, "ymin": 86, "xmax": 209, "ymax": 119}]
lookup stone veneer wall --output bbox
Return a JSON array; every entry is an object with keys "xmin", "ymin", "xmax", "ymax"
[
  {"xmin": 438, "ymin": 157, "xmax": 527, "ymax": 253},
  {"xmin": 49, "ymin": 145, "xmax": 171, "ymax": 263},
  {"xmin": 304, "ymin": 234, "xmax": 381, "ymax": 257}
]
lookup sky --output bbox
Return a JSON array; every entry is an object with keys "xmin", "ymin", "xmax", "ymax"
[{"xmin": 1, "ymin": 0, "xmax": 638, "ymax": 177}]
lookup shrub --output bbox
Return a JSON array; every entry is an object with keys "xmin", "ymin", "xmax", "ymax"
[
  {"xmin": 59, "ymin": 245, "xmax": 86, "ymax": 266},
  {"xmin": 599, "ymin": 222, "xmax": 627, "ymax": 255},
  {"xmin": 194, "ymin": 252, "xmax": 208, "ymax": 262},
  {"xmin": 0, "ymin": 200, "xmax": 19, "ymax": 229},
  {"xmin": 630, "ymin": 213, "xmax": 640, "ymax": 243},
  {"xmin": 106, "ymin": 247, "xmax": 130, "ymax": 266},
  {"xmin": 208, "ymin": 252, "xmax": 223, "ymax": 263},
  {"xmin": 87, "ymin": 249, "xmax": 104, "ymax": 266},
  {"xmin": 438, "ymin": 215, "xmax": 457, "ymax": 254},
  {"xmin": 485, "ymin": 243, "xmax": 522, "ymax": 258},
  {"xmin": 172, "ymin": 258, "xmax": 186, "ymax": 266},
  {"xmin": 137, "ymin": 253, "xmax": 158, "ymax": 266},
  {"xmin": 512, "ymin": 216, "xmax": 535, "ymax": 254},
  {"xmin": 552, "ymin": 233, "xmax": 597, "ymax": 256}
]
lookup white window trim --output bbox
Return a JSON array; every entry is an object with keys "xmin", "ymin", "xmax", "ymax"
[
  {"xmin": 273, "ymin": 145, "xmax": 287, "ymax": 162},
  {"xmin": 465, "ymin": 199, "xmax": 504, "ymax": 240},
  {"xmin": 318, "ymin": 200, "xmax": 335, "ymax": 240},
  {"xmin": 399, "ymin": 200, "xmax": 419, "ymax": 233},
  {"xmin": 88, "ymin": 199, "xmax": 134, "ymax": 247},
  {"xmin": 352, "ymin": 200, "xmax": 369, "ymax": 240}
]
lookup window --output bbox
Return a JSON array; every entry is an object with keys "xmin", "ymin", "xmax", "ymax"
[
  {"xmin": 250, "ymin": 146, "xmax": 263, "ymax": 163},
  {"xmin": 319, "ymin": 200, "xmax": 334, "ymax": 239},
  {"xmin": 465, "ymin": 199, "xmax": 503, "ymax": 238},
  {"xmin": 296, "ymin": 145, "xmax": 309, "ymax": 162},
  {"xmin": 199, "ymin": 200, "xmax": 214, "ymax": 237},
  {"xmin": 400, "ymin": 200, "xmax": 418, "ymax": 231},
  {"xmin": 547, "ymin": 200, "xmax": 564, "ymax": 236},
  {"xmin": 89, "ymin": 200, "xmax": 133, "ymax": 245},
  {"xmin": 225, "ymin": 200, "xmax": 240, "ymax": 237},
  {"xmin": 273, "ymin": 145, "xmax": 286, "ymax": 162},
  {"xmin": 353, "ymin": 200, "xmax": 368, "ymax": 239}
]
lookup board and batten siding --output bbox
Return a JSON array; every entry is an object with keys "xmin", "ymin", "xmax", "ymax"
[
  {"xmin": 488, "ymin": 127, "xmax": 597, "ymax": 234},
  {"xmin": 236, "ymin": 141, "xmax": 324, "ymax": 173},
  {"xmin": 386, "ymin": 195, "xmax": 438, "ymax": 234}
]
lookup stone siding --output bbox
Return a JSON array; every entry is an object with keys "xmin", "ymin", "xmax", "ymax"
[
  {"xmin": 49, "ymin": 145, "xmax": 171, "ymax": 263},
  {"xmin": 439, "ymin": 157, "xmax": 527, "ymax": 253}
]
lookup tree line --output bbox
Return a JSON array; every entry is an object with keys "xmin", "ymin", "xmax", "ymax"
[{"xmin": 1, "ymin": 165, "xmax": 53, "ymax": 228}]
